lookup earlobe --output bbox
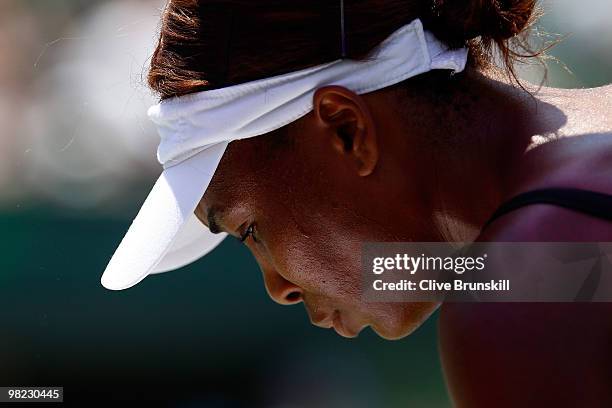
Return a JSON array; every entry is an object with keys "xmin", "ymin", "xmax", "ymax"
[{"xmin": 313, "ymin": 86, "xmax": 378, "ymax": 177}]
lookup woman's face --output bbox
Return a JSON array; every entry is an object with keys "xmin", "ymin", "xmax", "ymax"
[{"xmin": 195, "ymin": 88, "xmax": 439, "ymax": 339}]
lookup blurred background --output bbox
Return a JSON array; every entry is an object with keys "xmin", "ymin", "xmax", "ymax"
[{"xmin": 0, "ymin": 0, "xmax": 611, "ymax": 406}]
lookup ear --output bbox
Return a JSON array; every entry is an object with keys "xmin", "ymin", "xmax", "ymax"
[{"xmin": 313, "ymin": 85, "xmax": 378, "ymax": 177}]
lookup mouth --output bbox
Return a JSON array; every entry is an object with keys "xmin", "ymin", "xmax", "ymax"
[
  {"xmin": 310, "ymin": 310, "xmax": 335, "ymax": 329},
  {"xmin": 309, "ymin": 308, "xmax": 364, "ymax": 338},
  {"xmin": 331, "ymin": 311, "xmax": 356, "ymax": 338}
]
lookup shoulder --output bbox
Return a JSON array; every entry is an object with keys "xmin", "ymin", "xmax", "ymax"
[
  {"xmin": 476, "ymin": 201, "xmax": 612, "ymax": 242},
  {"xmin": 538, "ymin": 84, "xmax": 612, "ymax": 135},
  {"xmin": 477, "ymin": 146, "xmax": 612, "ymax": 242}
]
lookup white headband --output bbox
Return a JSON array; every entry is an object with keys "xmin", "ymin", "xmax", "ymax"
[{"xmin": 101, "ymin": 18, "xmax": 469, "ymax": 290}]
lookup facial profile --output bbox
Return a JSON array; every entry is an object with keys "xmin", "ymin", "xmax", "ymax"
[{"xmin": 194, "ymin": 86, "xmax": 441, "ymax": 339}]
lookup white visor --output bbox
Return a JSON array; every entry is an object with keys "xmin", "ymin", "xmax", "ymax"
[
  {"xmin": 101, "ymin": 142, "xmax": 229, "ymax": 290},
  {"xmin": 101, "ymin": 18, "xmax": 468, "ymax": 290}
]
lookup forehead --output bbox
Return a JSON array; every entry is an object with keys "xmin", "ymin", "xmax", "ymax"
[
  {"xmin": 197, "ymin": 133, "xmax": 290, "ymax": 213},
  {"xmin": 204, "ymin": 140, "xmax": 265, "ymax": 198},
  {"xmin": 196, "ymin": 115, "xmax": 326, "ymax": 227},
  {"xmin": 204, "ymin": 125, "xmax": 297, "ymax": 196}
]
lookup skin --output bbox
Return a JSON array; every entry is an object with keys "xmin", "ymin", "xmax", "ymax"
[{"xmin": 194, "ymin": 68, "xmax": 612, "ymax": 404}]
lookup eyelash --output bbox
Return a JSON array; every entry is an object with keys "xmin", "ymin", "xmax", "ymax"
[{"xmin": 240, "ymin": 223, "xmax": 258, "ymax": 243}]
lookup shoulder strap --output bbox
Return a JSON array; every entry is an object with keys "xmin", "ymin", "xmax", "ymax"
[{"xmin": 483, "ymin": 187, "xmax": 612, "ymax": 230}]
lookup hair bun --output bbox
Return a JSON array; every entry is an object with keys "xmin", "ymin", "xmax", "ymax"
[{"xmin": 433, "ymin": 0, "xmax": 536, "ymax": 42}]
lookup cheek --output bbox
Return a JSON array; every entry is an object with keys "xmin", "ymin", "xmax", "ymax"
[
  {"xmin": 251, "ymin": 143, "xmax": 438, "ymax": 334},
  {"xmin": 256, "ymin": 183, "xmax": 366, "ymax": 301},
  {"xmin": 264, "ymin": 219, "xmax": 363, "ymax": 300},
  {"xmin": 255, "ymin": 192, "xmax": 439, "ymax": 338}
]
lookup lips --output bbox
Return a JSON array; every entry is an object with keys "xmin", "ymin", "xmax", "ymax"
[
  {"xmin": 310, "ymin": 310, "xmax": 335, "ymax": 329},
  {"xmin": 309, "ymin": 308, "xmax": 363, "ymax": 338},
  {"xmin": 332, "ymin": 311, "xmax": 360, "ymax": 338}
]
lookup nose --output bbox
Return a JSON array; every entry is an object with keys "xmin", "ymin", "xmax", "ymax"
[{"xmin": 261, "ymin": 267, "xmax": 303, "ymax": 305}]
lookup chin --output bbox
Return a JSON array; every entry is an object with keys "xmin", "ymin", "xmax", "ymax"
[
  {"xmin": 370, "ymin": 323, "xmax": 416, "ymax": 340},
  {"xmin": 370, "ymin": 302, "xmax": 441, "ymax": 340}
]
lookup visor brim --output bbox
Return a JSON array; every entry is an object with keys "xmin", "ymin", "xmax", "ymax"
[{"xmin": 101, "ymin": 142, "xmax": 229, "ymax": 291}]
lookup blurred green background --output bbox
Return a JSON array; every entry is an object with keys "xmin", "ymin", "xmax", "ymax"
[{"xmin": 1, "ymin": 0, "xmax": 611, "ymax": 406}]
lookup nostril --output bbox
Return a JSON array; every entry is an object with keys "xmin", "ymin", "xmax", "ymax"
[{"xmin": 285, "ymin": 290, "xmax": 302, "ymax": 303}]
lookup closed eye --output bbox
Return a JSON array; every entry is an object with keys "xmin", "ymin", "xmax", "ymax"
[{"xmin": 240, "ymin": 223, "xmax": 258, "ymax": 243}]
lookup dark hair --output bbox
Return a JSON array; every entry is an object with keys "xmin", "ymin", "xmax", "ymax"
[{"xmin": 148, "ymin": 0, "xmax": 540, "ymax": 100}]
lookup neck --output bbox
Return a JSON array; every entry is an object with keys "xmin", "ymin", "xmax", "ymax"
[{"xmin": 400, "ymin": 69, "xmax": 560, "ymax": 241}]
